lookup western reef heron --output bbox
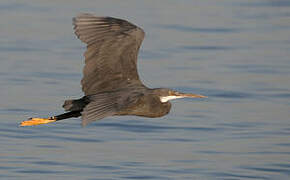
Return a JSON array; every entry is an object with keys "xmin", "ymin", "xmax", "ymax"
[{"xmin": 20, "ymin": 13, "xmax": 206, "ymax": 127}]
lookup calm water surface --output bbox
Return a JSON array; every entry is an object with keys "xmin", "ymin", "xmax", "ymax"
[{"xmin": 1, "ymin": 0, "xmax": 290, "ymax": 179}]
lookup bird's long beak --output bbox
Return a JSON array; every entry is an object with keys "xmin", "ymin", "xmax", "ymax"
[
  {"xmin": 176, "ymin": 92, "xmax": 207, "ymax": 98},
  {"xmin": 160, "ymin": 91, "xmax": 207, "ymax": 102}
]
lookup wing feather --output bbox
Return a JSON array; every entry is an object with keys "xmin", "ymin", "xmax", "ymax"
[
  {"xmin": 73, "ymin": 13, "xmax": 145, "ymax": 95},
  {"xmin": 81, "ymin": 93, "xmax": 119, "ymax": 126},
  {"xmin": 81, "ymin": 89, "xmax": 145, "ymax": 126}
]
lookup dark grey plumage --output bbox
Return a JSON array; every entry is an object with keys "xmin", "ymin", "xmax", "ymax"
[
  {"xmin": 21, "ymin": 13, "xmax": 206, "ymax": 127},
  {"xmin": 61, "ymin": 13, "xmax": 206, "ymax": 126}
]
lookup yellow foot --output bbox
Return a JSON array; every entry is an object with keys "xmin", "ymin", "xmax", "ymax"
[{"xmin": 20, "ymin": 117, "xmax": 56, "ymax": 127}]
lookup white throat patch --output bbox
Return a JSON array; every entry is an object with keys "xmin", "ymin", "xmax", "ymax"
[{"xmin": 160, "ymin": 96, "xmax": 183, "ymax": 103}]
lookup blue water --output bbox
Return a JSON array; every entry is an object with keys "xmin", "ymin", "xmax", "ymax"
[{"xmin": 1, "ymin": 0, "xmax": 290, "ymax": 179}]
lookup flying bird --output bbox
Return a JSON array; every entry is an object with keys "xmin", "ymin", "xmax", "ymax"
[{"xmin": 20, "ymin": 13, "xmax": 206, "ymax": 127}]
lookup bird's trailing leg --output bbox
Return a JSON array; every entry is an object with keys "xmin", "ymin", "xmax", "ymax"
[{"xmin": 20, "ymin": 111, "xmax": 81, "ymax": 127}]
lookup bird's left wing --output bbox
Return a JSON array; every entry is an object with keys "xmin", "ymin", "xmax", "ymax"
[{"xmin": 73, "ymin": 13, "xmax": 145, "ymax": 95}]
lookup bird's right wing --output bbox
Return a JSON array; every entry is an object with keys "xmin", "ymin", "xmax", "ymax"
[
  {"xmin": 81, "ymin": 91, "xmax": 144, "ymax": 126},
  {"xmin": 73, "ymin": 13, "xmax": 145, "ymax": 95},
  {"xmin": 81, "ymin": 93, "xmax": 118, "ymax": 126}
]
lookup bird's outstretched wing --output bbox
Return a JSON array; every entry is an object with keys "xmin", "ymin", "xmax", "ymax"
[
  {"xmin": 73, "ymin": 13, "xmax": 145, "ymax": 95},
  {"xmin": 81, "ymin": 90, "xmax": 144, "ymax": 126}
]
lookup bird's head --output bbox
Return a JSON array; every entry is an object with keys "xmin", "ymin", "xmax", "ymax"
[{"xmin": 153, "ymin": 88, "xmax": 207, "ymax": 103}]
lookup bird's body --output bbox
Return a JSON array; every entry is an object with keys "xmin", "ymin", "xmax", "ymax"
[
  {"xmin": 61, "ymin": 87, "xmax": 172, "ymax": 126},
  {"xmin": 20, "ymin": 13, "xmax": 206, "ymax": 127}
]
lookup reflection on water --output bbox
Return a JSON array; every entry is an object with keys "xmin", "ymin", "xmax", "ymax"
[{"xmin": 1, "ymin": 0, "xmax": 290, "ymax": 179}]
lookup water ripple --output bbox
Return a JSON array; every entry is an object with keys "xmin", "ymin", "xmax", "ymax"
[
  {"xmin": 211, "ymin": 91, "xmax": 254, "ymax": 99},
  {"xmin": 180, "ymin": 45, "xmax": 233, "ymax": 51},
  {"xmin": 210, "ymin": 172, "xmax": 268, "ymax": 180},
  {"xmin": 241, "ymin": 166, "xmax": 290, "ymax": 175},
  {"xmin": 96, "ymin": 122, "xmax": 218, "ymax": 133},
  {"xmin": 0, "ymin": 2, "xmax": 51, "ymax": 11},
  {"xmin": 154, "ymin": 24, "xmax": 240, "ymax": 33},
  {"xmin": 236, "ymin": 0, "xmax": 290, "ymax": 7},
  {"xmin": 0, "ymin": 108, "xmax": 34, "ymax": 113},
  {"xmin": 29, "ymin": 72, "xmax": 80, "ymax": 80},
  {"xmin": 15, "ymin": 169, "xmax": 65, "ymax": 174},
  {"xmin": 226, "ymin": 64, "xmax": 290, "ymax": 74},
  {"xmin": 123, "ymin": 175, "xmax": 162, "ymax": 179},
  {"xmin": 276, "ymin": 143, "xmax": 290, "ymax": 147},
  {"xmin": 0, "ymin": 46, "xmax": 45, "ymax": 52}
]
